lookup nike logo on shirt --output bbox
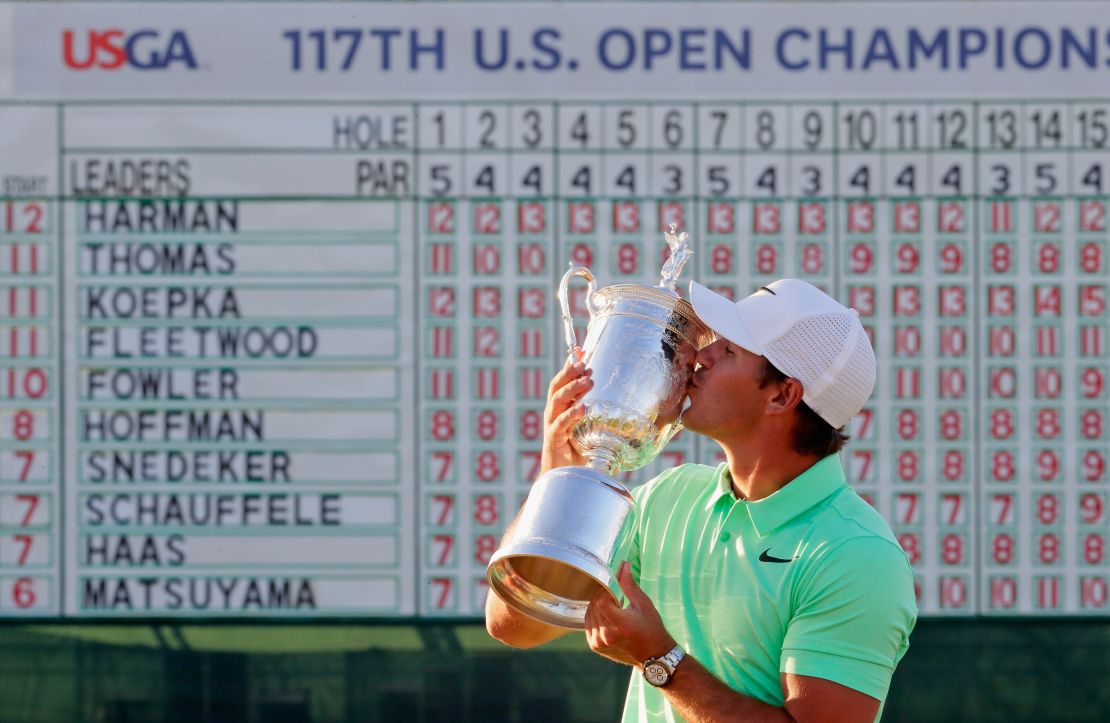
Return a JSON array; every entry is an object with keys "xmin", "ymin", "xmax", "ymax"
[{"xmin": 758, "ymin": 548, "xmax": 795, "ymax": 563}]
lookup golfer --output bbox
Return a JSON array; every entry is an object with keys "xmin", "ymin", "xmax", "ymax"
[{"xmin": 488, "ymin": 278, "xmax": 917, "ymax": 723}]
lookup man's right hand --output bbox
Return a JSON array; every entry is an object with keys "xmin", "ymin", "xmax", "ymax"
[
  {"xmin": 540, "ymin": 351, "xmax": 593, "ymax": 476},
  {"xmin": 487, "ymin": 351, "xmax": 592, "ymax": 649}
]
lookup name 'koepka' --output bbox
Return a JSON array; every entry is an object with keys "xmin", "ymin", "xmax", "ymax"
[{"xmin": 83, "ymin": 286, "xmax": 240, "ymax": 319}]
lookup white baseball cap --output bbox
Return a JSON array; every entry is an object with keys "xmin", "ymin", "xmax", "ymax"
[{"xmin": 688, "ymin": 279, "xmax": 876, "ymax": 429}]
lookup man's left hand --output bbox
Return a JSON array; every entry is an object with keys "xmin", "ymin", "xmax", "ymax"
[{"xmin": 584, "ymin": 561, "xmax": 675, "ymax": 668}]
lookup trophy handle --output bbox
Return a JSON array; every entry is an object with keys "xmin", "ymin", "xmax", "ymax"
[{"xmin": 557, "ymin": 265, "xmax": 598, "ymax": 360}]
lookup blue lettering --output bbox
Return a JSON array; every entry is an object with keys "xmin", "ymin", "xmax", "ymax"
[
  {"xmin": 958, "ymin": 28, "xmax": 987, "ymax": 69},
  {"xmin": 598, "ymin": 29, "xmax": 635, "ymax": 70},
  {"xmin": 818, "ymin": 28, "xmax": 854, "ymax": 70},
  {"xmin": 862, "ymin": 28, "xmax": 899, "ymax": 70},
  {"xmin": 475, "ymin": 28, "xmax": 509, "ymax": 70},
  {"xmin": 776, "ymin": 28, "xmax": 810, "ymax": 70},
  {"xmin": 410, "ymin": 28, "xmax": 444, "ymax": 70},
  {"xmin": 643, "ymin": 28, "xmax": 672, "ymax": 70},
  {"xmin": 678, "ymin": 29, "xmax": 706, "ymax": 70},
  {"xmin": 126, "ymin": 30, "xmax": 197, "ymax": 70},
  {"xmin": 1060, "ymin": 27, "xmax": 1097, "ymax": 69},
  {"xmin": 714, "ymin": 29, "xmax": 751, "ymax": 69},
  {"xmin": 1014, "ymin": 27, "xmax": 1051, "ymax": 70},
  {"xmin": 531, "ymin": 27, "xmax": 562, "ymax": 71},
  {"xmin": 908, "ymin": 28, "xmax": 949, "ymax": 69},
  {"xmin": 161, "ymin": 31, "xmax": 197, "ymax": 69},
  {"xmin": 126, "ymin": 30, "xmax": 162, "ymax": 69},
  {"xmin": 369, "ymin": 28, "xmax": 402, "ymax": 70}
]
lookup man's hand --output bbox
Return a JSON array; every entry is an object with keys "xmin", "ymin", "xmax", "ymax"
[
  {"xmin": 540, "ymin": 351, "xmax": 593, "ymax": 475},
  {"xmin": 584, "ymin": 561, "xmax": 675, "ymax": 668}
]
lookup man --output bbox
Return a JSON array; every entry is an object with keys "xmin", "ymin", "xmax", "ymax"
[{"xmin": 487, "ymin": 279, "xmax": 917, "ymax": 723}]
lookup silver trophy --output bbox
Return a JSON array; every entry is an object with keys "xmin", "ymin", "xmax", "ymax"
[{"xmin": 487, "ymin": 226, "xmax": 713, "ymax": 628}]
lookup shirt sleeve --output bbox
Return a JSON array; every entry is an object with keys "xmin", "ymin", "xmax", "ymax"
[{"xmin": 779, "ymin": 536, "xmax": 918, "ymax": 702}]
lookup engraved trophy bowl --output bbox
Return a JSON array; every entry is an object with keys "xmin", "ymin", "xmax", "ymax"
[{"xmin": 487, "ymin": 226, "xmax": 713, "ymax": 628}]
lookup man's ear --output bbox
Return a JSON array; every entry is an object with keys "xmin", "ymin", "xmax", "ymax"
[{"xmin": 766, "ymin": 377, "xmax": 806, "ymax": 416}]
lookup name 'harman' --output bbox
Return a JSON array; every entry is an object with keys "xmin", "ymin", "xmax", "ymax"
[{"xmin": 83, "ymin": 200, "xmax": 238, "ymax": 233}]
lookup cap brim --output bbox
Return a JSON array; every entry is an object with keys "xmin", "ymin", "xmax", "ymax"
[{"xmin": 689, "ymin": 281, "xmax": 763, "ymax": 355}]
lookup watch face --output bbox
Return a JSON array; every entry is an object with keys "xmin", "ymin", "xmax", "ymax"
[{"xmin": 644, "ymin": 662, "xmax": 669, "ymax": 687}]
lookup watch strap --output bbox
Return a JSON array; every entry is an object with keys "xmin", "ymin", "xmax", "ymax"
[{"xmin": 659, "ymin": 644, "xmax": 685, "ymax": 671}]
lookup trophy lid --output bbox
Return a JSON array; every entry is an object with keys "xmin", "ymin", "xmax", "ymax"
[{"xmin": 658, "ymin": 224, "xmax": 692, "ymax": 294}]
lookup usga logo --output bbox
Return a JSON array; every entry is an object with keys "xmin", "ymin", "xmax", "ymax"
[{"xmin": 62, "ymin": 29, "xmax": 198, "ymax": 70}]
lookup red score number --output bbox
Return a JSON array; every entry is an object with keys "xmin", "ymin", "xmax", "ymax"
[
  {"xmin": 0, "ymin": 368, "xmax": 48, "ymax": 400},
  {"xmin": 615, "ymin": 243, "xmax": 640, "ymax": 275},
  {"xmin": 1079, "ymin": 242, "xmax": 1104, "ymax": 273},
  {"xmin": 848, "ymin": 243, "xmax": 873, "ymax": 274},
  {"xmin": 569, "ymin": 243, "xmax": 593, "ymax": 268},
  {"xmin": 938, "ymin": 243, "xmax": 964, "ymax": 274},
  {"xmin": 1038, "ymin": 534, "xmax": 1061, "ymax": 565},
  {"xmin": 475, "ymin": 451, "xmax": 501, "ymax": 482},
  {"xmin": 893, "ymin": 243, "xmax": 919, "ymax": 274},
  {"xmin": 3, "ymin": 202, "xmax": 45, "ymax": 234},
  {"xmin": 3, "ymin": 450, "xmax": 37, "ymax": 483},
  {"xmin": 941, "ymin": 533, "xmax": 964, "ymax": 565},
  {"xmin": 754, "ymin": 244, "xmax": 778, "ymax": 275},
  {"xmin": 709, "ymin": 244, "xmax": 733, "ymax": 274},
  {"xmin": 1083, "ymin": 535, "xmax": 1105, "ymax": 565},
  {"xmin": 428, "ymin": 577, "xmax": 454, "ymax": 609},
  {"xmin": 429, "ymin": 494, "xmax": 455, "ymax": 527},
  {"xmin": 474, "ymin": 534, "xmax": 498, "ymax": 565},
  {"xmin": 1082, "ymin": 449, "xmax": 1106, "ymax": 482},
  {"xmin": 473, "ymin": 494, "xmax": 499, "ymax": 526},
  {"xmin": 1036, "ymin": 494, "xmax": 1060, "ymax": 526},
  {"xmin": 1080, "ymin": 493, "xmax": 1104, "ymax": 525},
  {"xmin": 942, "ymin": 450, "xmax": 966, "ymax": 481},
  {"xmin": 12, "ymin": 578, "xmax": 36, "ymax": 609},
  {"xmin": 799, "ymin": 243, "xmax": 824, "ymax": 274}
]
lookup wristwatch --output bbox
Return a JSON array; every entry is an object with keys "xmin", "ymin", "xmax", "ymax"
[{"xmin": 641, "ymin": 644, "xmax": 685, "ymax": 687}]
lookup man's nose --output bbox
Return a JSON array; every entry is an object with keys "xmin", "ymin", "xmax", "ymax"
[{"xmin": 696, "ymin": 340, "xmax": 720, "ymax": 367}]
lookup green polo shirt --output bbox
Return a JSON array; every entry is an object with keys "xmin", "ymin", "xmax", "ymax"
[{"xmin": 622, "ymin": 455, "xmax": 916, "ymax": 723}]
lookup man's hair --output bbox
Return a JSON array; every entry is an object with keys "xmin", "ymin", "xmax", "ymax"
[{"xmin": 759, "ymin": 359, "xmax": 849, "ymax": 457}]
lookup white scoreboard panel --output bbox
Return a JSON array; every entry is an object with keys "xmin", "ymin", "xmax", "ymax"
[{"xmin": 0, "ymin": 2, "xmax": 1107, "ymax": 617}]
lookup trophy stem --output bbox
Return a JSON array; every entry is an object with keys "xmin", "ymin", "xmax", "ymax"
[{"xmin": 584, "ymin": 449, "xmax": 619, "ymax": 477}]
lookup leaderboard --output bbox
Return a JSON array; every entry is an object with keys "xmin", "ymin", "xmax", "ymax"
[
  {"xmin": 54, "ymin": 104, "xmax": 419, "ymax": 616},
  {"xmin": 0, "ymin": 94, "xmax": 1108, "ymax": 617}
]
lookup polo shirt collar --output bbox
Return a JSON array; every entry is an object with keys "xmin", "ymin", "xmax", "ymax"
[
  {"xmin": 703, "ymin": 455, "xmax": 847, "ymax": 537},
  {"xmin": 703, "ymin": 463, "xmax": 735, "ymax": 512},
  {"xmin": 747, "ymin": 454, "xmax": 846, "ymax": 536}
]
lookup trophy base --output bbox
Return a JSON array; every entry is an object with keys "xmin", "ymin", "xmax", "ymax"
[
  {"xmin": 487, "ymin": 542, "xmax": 622, "ymax": 629},
  {"xmin": 486, "ymin": 466, "xmax": 636, "ymax": 629}
]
